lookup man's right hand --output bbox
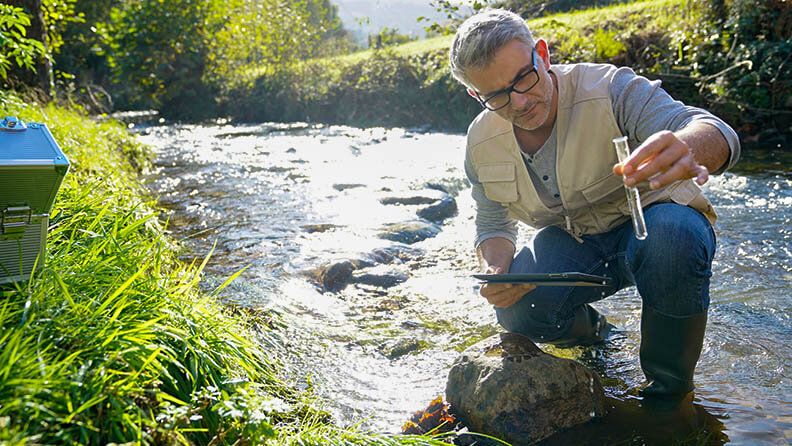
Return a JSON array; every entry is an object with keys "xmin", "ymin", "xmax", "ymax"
[{"xmin": 479, "ymin": 265, "xmax": 536, "ymax": 308}]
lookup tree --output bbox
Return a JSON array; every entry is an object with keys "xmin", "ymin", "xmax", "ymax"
[{"xmin": 3, "ymin": 0, "xmax": 52, "ymax": 98}]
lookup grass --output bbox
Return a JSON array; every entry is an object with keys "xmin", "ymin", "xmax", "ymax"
[{"xmin": 0, "ymin": 92, "xmax": 461, "ymax": 445}]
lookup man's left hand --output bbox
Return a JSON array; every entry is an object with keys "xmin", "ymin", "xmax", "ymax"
[{"xmin": 613, "ymin": 130, "xmax": 709, "ymax": 190}]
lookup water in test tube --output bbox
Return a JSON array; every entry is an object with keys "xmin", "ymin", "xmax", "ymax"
[{"xmin": 612, "ymin": 136, "xmax": 648, "ymax": 240}]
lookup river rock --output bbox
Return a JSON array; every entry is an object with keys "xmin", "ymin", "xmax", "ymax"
[
  {"xmin": 380, "ymin": 338, "xmax": 425, "ymax": 359},
  {"xmin": 365, "ymin": 244, "xmax": 424, "ymax": 265},
  {"xmin": 379, "ymin": 221, "xmax": 441, "ymax": 244},
  {"xmin": 333, "ymin": 183, "xmax": 366, "ymax": 191},
  {"xmin": 380, "ymin": 189, "xmax": 447, "ymax": 206},
  {"xmin": 319, "ymin": 259, "xmax": 356, "ymax": 292},
  {"xmin": 350, "ymin": 266, "xmax": 408, "ymax": 288},
  {"xmin": 446, "ymin": 332, "xmax": 606, "ymax": 445},
  {"xmin": 416, "ymin": 195, "xmax": 457, "ymax": 223}
]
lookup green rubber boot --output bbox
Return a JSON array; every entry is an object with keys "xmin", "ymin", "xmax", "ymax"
[
  {"xmin": 551, "ymin": 304, "xmax": 612, "ymax": 348},
  {"xmin": 639, "ymin": 305, "xmax": 708, "ymax": 400}
]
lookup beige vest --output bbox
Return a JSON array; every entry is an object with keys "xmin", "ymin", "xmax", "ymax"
[{"xmin": 466, "ymin": 63, "xmax": 716, "ymax": 237}]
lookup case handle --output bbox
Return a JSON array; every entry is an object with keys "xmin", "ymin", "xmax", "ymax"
[{"xmin": 1, "ymin": 116, "xmax": 28, "ymax": 132}]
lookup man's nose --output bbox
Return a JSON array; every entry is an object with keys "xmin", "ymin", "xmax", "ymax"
[{"xmin": 509, "ymin": 90, "xmax": 529, "ymax": 109}]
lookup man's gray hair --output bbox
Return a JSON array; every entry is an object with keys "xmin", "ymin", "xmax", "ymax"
[{"xmin": 449, "ymin": 9, "xmax": 535, "ymax": 87}]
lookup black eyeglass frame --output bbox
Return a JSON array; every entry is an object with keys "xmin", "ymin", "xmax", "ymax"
[{"xmin": 473, "ymin": 47, "xmax": 540, "ymax": 111}]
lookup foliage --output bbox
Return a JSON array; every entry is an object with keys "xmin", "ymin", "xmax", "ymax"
[
  {"xmin": 682, "ymin": 0, "xmax": 791, "ymax": 140},
  {"xmin": 41, "ymin": 0, "xmax": 82, "ymax": 57},
  {"xmin": 103, "ymin": 0, "xmax": 220, "ymax": 119},
  {"xmin": 0, "ymin": 4, "xmax": 45, "ymax": 81},
  {"xmin": 50, "ymin": 0, "xmax": 118, "ymax": 109},
  {"xmin": 492, "ymin": 0, "xmax": 633, "ymax": 18},
  {"xmin": 369, "ymin": 27, "xmax": 418, "ymax": 50},
  {"xmin": 100, "ymin": 0, "xmax": 349, "ymax": 118},
  {"xmin": 225, "ymin": 47, "xmax": 479, "ymax": 131},
  {"xmin": 418, "ymin": 0, "xmax": 489, "ymax": 36}
]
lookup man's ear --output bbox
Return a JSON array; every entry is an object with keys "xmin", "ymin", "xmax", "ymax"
[{"xmin": 535, "ymin": 38, "xmax": 551, "ymax": 68}]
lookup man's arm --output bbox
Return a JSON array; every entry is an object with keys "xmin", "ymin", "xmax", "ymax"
[
  {"xmin": 476, "ymin": 236, "xmax": 516, "ymax": 273},
  {"xmin": 465, "ymin": 153, "xmax": 534, "ymax": 307},
  {"xmin": 609, "ymin": 67, "xmax": 740, "ymax": 188}
]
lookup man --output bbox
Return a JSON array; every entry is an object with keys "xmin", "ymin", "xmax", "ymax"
[{"xmin": 450, "ymin": 9, "xmax": 740, "ymax": 400}]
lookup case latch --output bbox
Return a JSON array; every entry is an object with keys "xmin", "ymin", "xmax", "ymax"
[
  {"xmin": 1, "ymin": 206, "xmax": 33, "ymax": 235},
  {"xmin": 0, "ymin": 116, "xmax": 28, "ymax": 132}
]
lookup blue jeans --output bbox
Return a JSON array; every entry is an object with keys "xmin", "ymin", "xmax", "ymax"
[{"xmin": 495, "ymin": 203, "xmax": 716, "ymax": 344}]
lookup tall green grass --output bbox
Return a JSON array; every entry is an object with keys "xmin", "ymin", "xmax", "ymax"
[{"xmin": 0, "ymin": 93, "xmax": 458, "ymax": 444}]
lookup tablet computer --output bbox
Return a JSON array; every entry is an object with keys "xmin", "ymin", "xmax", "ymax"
[{"xmin": 472, "ymin": 272, "xmax": 612, "ymax": 287}]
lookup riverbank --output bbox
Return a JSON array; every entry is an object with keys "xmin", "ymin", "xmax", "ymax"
[
  {"xmin": 220, "ymin": 0, "xmax": 790, "ymax": 147},
  {"xmin": 0, "ymin": 93, "xmax": 453, "ymax": 445}
]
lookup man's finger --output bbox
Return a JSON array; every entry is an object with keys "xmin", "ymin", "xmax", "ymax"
[{"xmin": 695, "ymin": 165, "xmax": 709, "ymax": 185}]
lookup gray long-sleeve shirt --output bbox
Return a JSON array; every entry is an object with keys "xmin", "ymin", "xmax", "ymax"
[{"xmin": 465, "ymin": 66, "xmax": 741, "ymax": 248}]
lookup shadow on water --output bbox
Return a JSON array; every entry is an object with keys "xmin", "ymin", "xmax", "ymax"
[
  {"xmin": 537, "ymin": 395, "xmax": 729, "ymax": 446},
  {"xmin": 140, "ymin": 122, "xmax": 790, "ymax": 445}
]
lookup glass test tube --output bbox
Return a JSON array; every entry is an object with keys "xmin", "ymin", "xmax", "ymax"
[{"xmin": 612, "ymin": 136, "xmax": 648, "ymax": 240}]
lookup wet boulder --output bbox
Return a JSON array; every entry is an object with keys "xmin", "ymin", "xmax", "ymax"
[
  {"xmin": 379, "ymin": 221, "xmax": 441, "ymax": 244},
  {"xmin": 319, "ymin": 259, "xmax": 356, "ymax": 292},
  {"xmin": 350, "ymin": 265, "xmax": 408, "ymax": 288},
  {"xmin": 380, "ymin": 189, "xmax": 447, "ymax": 206},
  {"xmin": 416, "ymin": 195, "xmax": 457, "ymax": 223},
  {"xmin": 446, "ymin": 332, "xmax": 606, "ymax": 445}
]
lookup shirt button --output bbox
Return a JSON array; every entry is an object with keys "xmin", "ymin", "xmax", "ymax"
[
  {"xmin": 543, "ymin": 175, "xmax": 549, "ymax": 181},
  {"xmin": 554, "ymin": 193, "xmax": 560, "ymax": 198}
]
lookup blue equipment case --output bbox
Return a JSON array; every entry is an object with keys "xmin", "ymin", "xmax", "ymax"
[{"xmin": 0, "ymin": 116, "xmax": 70, "ymax": 284}]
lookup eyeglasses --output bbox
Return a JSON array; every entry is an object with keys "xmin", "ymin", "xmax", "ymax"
[{"xmin": 474, "ymin": 48, "xmax": 540, "ymax": 111}]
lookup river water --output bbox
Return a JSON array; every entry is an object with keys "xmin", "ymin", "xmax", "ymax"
[{"xmin": 139, "ymin": 122, "xmax": 790, "ymax": 445}]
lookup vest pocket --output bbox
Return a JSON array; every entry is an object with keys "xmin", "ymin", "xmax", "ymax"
[
  {"xmin": 478, "ymin": 162, "xmax": 519, "ymax": 203},
  {"xmin": 580, "ymin": 173, "xmax": 625, "ymax": 204}
]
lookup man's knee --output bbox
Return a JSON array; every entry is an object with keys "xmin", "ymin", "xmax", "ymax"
[
  {"xmin": 639, "ymin": 205, "xmax": 715, "ymax": 272},
  {"xmin": 632, "ymin": 204, "xmax": 716, "ymax": 315}
]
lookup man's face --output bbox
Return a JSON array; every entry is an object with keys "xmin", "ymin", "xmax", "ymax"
[{"xmin": 466, "ymin": 39, "xmax": 555, "ymax": 131}]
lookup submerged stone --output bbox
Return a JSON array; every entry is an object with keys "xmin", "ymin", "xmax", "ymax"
[
  {"xmin": 379, "ymin": 221, "xmax": 440, "ymax": 244},
  {"xmin": 380, "ymin": 189, "xmax": 447, "ymax": 206},
  {"xmin": 417, "ymin": 195, "xmax": 457, "ymax": 223},
  {"xmin": 446, "ymin": 332, "xmax": 606, "ymax": 444},
  {"xmin": 350, "ymin": 266, "xmax": 408, "ymax": 288},
  {"xmin": 320, "ymin": 259, "xmax": 355, "ymax": 292},
  {"xmin": 364, "ymin": 244, "xmax": 424, "ymax": 265},
  {"xmin": 380, "ymin": 338, "xmax": 426, "ymax": 359}
]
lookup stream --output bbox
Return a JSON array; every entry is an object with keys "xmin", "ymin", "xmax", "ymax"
[{"xmin": 140, "ymin": 122, "xmax": 790, "ymax": 445}]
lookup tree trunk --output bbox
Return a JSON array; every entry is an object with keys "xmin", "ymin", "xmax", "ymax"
[{"xmin": 5, "ymin": 0, "xmax": 54, "ymax": 99}]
